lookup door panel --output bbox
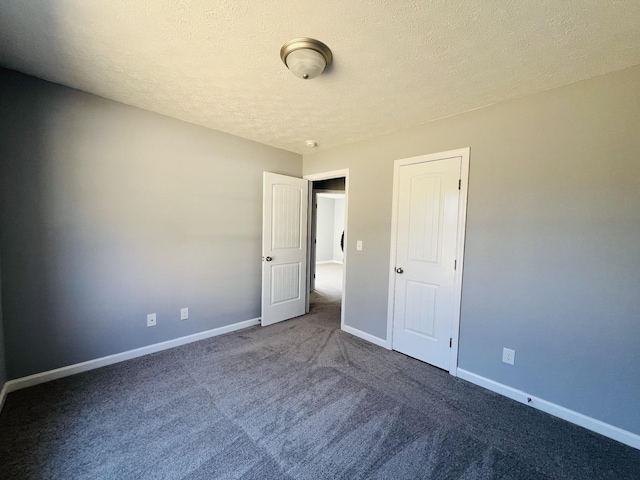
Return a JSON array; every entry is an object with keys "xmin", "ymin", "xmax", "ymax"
[
  {"xmin": 408, "ymin": 175, "xmax": 442, "ymax": 263},
  {"xmin": 271, "ymin": 263, "xmax": 301, "ymax": 304},
  {"xmin": 392, "ymin": 157, "xmax": 461, "ymax": 369},
  {"xmin": 404, "ymin": 281, "xmax": 438, "ymax": 338},
  {"xmin": 262, "ymin": 173, "xmax": 308, "ymax": 326},
  {"xmin": 271, "ymin": 184, "xmax": 303, "ymax": 249}
]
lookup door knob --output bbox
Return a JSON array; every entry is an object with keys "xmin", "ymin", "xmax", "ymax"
[
  {"xmin": 396, "ymin": 267, "xmax": 404, "ymax": 274},
  {"xmin": 265, "ymin": 256, "xmax": 273, "ymax": 262}
]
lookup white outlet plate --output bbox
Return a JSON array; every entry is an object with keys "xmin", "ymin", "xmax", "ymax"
[
  {"xmin": 502, "ymin": 347, "xmax": 515, "ymax": 365},
  {"xmin": 356, "ymin": 240, "xmax": 363, "ymax": 251},
  {"xmin": 180, "ymin": 307, "xmax": 189, "ymax": 320},
  {"xmin": 147, "ymin": 313, "xmax": 157, "ymax": 327}
]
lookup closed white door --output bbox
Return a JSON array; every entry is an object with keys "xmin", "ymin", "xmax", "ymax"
[
  {"xmin": 392, "ymin": 156, "xmax": 462, "ymax": 369},
  {"xmin": 262, "ymin": 172, "xmax": 309, "ymax": 326}
]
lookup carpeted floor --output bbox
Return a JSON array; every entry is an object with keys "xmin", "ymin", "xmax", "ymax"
[
  {"xmin": 1, "ymin": 274, "xmax": 639, "ymax": 479},
  {"xmin": 312, "ymin": 262, "xmax": 343, "ymax": 305}
]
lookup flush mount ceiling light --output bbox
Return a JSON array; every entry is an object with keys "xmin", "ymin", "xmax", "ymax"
[{"xmin": 280, "ymin": 38, "xmax": 333, "ymax": 80}]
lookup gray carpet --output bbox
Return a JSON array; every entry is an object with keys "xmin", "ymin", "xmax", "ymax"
[{"xmin": 1, "ymin": 283, "xmax": 639, "ymax": 479}]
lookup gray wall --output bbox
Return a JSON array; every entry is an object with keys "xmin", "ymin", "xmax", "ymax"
[
  {"xmin": 0, "ymin": 69, "xmax": 301, "ymax": 379},
  {"xmin": 315, "ymin": 197, "xmax": 336, "ymax": 263},
  {"xmin": 303, "ymin": 65, "xmax": 640, "ymax": 436}
]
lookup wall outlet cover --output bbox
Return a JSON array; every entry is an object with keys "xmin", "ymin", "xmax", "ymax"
[
  {"xmin": 502, "ymin": 347, "xmax": 515, "ymax": 365},
  {"xmin": 180, "ymin": 307, "xmax": 189, "ymax": 320},
  {"xmin": 147, "ymin": 313, "xmax": 157, "ymax": 327}
]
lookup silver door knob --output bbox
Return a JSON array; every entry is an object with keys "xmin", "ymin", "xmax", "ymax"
[
  {"xmin": 396, "ymin": 267, "xmax": 404, "ymax": 274},
  {"xmin": 265, "ymin": 256, "xmax": 273, "ymax": 262}
]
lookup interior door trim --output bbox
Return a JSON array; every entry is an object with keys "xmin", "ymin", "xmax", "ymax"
[{"xmin": 386, "ymin": 148, "xmax": 470, "ymax": 376}]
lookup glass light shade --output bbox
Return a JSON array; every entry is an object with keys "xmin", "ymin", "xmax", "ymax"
[{"xmin": 285, "ymin": 48, "xmax": 327, "ymax": 80}]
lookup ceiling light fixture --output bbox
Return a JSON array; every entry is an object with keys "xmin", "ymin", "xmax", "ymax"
[{"xmin": 280, "ymin": 38, "xmax": 333, "ymax": 80}]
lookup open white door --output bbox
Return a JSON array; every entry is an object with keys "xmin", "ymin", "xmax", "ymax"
[{"xmin": 262, "ymin": 172, "xmax": 309, "ymax": 326}]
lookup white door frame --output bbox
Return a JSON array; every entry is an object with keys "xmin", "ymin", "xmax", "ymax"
[
  {"xmin": 304, "ymin": 169, "xmax": 349, "ymax": 329},
  {"xmin": 386, "ymin": 149, "xmax": 469, "ymax": 376}
]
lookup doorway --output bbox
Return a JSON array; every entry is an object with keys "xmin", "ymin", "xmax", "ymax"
[
  {"xmin": 304, "ymin": 170, "xmax": 349, "ymax": 328},
  {"xmin": 312, "ymin": 191, "xmax": 345, "ymax": 308}
]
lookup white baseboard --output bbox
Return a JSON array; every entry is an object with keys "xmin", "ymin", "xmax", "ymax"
[
  {"xmin": 316, "ymin": 260, "xmax": 343, "ymax": 265},
  {"xmin": 342, "ymin": 324, "xmax": 389, "ymax": 349},
  {"xmin": 457, "ymin": 368, "xmax": 640, "ymax": 450},
  {"xmin": 3, "ymin": 318, "xmax": 261, "ymax": 397}
]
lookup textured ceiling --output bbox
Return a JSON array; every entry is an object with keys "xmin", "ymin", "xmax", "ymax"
[{"xmin": 1, "ymin": 1, "xmax": 640, "ymax": 154}]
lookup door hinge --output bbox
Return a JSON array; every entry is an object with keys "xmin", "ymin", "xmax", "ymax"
[
  {"xmin": 454, "ymin": 260, "xmax": 457, "ymax": 270},
  {"xmin": 450, "ymin": 338, "xmax": 452, "ymax": 348},
  {"xmin": 458, "ymin": 179, "xmax": 461, "ymax": 190}
]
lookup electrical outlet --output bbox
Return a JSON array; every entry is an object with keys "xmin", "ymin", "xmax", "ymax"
[
  {"xmin": 180, "ymin": 307, "xmax": 189, "ymax": 320},
  {"xmin": 147, "ymin": 313, "xmax": 157, "ymax": 327},
  {"xmin": 502, "ymin": 348, "xmax": 515, "ymax": 365},
  {"xmin": 356, "ymin": 240, "xmax": 363, "ymax": 251}
]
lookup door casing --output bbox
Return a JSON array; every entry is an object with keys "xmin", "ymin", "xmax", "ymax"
[{"xmin": 386, "ymin": 149, "xmax": 469, "ymax": 376}]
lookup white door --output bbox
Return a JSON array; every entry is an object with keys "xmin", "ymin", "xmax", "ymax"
[
  {"xmin": 391, "ymin": 155, "xmax": 463, "ymax": 370},
  {"xmin": 262, "ymin": 172, "xmax": 309, "ymax": 326}
]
